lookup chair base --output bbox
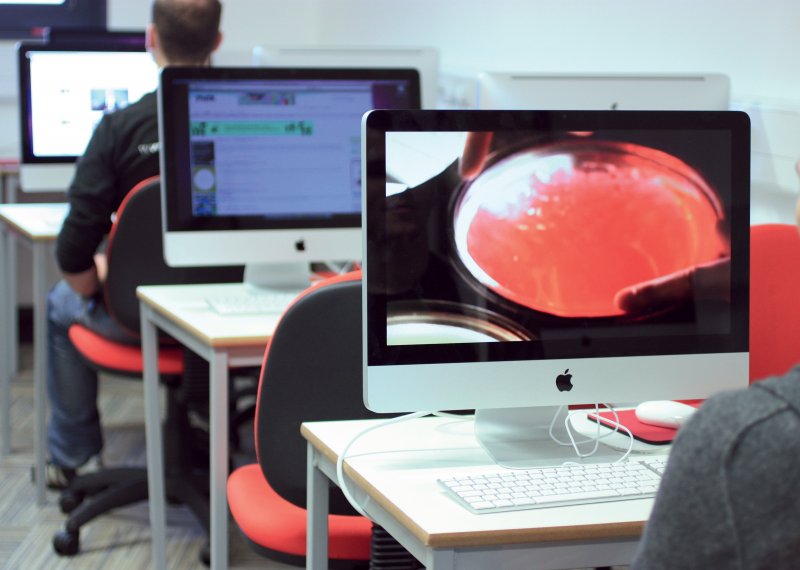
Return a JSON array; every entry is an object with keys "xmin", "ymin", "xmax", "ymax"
[{"xmin": 53, "ymin": 467, "xmax": 210, "ymax": 559}]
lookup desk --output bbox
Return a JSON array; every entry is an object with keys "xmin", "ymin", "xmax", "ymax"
[
  {"xmin": 303, "ymin": 416, "xmax": 663, "ymax": 570},
  {"xmin": 0, "ymin": 203, "xmax": 68, "ymax": 505},
  {"xmin": 137, "ymin": 283, "xmax": 280, "ymax": 570}
]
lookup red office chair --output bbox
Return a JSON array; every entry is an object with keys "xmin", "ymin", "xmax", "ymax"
[
  {"xmin": 749, "ymin": 223, "xmax": 800, "ymax": 382},
  {"xmin": 52, "ymin": 176, "xmax": 246, "ymax": 561},
  {"xmin": 227, "ymin": 271, "xmax": 419, "ymax": 568}
]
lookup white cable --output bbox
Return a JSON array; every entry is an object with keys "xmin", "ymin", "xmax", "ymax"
[
  {"xmin": 563, "ymin": 405, "xmax": 602, "ymax": 458},
  {"xmin": 548, "ymin": 404, "xmax": 622, "ymax": 447},
  {"xmin": 335, "ymin": 410, "xmax": 432, "ymax": 518},
  {"xmin": 563, "ymin": 404, "xmax": 635, "ymax": 462}
]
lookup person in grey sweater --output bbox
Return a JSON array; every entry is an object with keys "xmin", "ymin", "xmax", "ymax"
[{"xmin": 630, "ymin": 369, "xmax": 800, "ymax": 569}]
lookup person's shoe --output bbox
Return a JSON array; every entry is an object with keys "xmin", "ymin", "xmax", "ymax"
[{"xmin": 44, "ymin": 455, "xmax": 104, "ymax": 490}]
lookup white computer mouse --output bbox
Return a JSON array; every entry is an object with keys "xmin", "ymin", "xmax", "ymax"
[{"xmin": 634, "ymin": 400, "xmax": 697, "ymax": 429}]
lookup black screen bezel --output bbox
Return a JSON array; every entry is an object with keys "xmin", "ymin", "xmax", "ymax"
[
  {"xmin": 364, "ymin": 109, "xmax": 751, "ymax": 367},
  {"xmin": 17, "ymin": 36, "xmax": 148, "ymax": 164},
  {"xmin": 159, "ymin": 66, "xmax": 421, "ymax": 234}
]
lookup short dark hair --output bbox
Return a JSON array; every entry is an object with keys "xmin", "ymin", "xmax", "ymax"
[{"xmin": 152, "ymin": 0, "xmax": 222, "ymax": 64}]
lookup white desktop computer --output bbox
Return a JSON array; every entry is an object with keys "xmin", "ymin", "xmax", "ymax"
[
  {"xmin": 159, "ymin": 66, "xmax": 421, "ymax": 292},
  {"xmin": 17, "ymin": 36, "xmax": 158, "ymax": 191},
  {"xmin": 361, "ymin": 109, "xmax": 750, "ymax": 467},
  {"xmin": 251, "ymin": 44, "xmax": 440, "ymax": 110},
  {"xmin": 477, "ymin": 72, "xmax": 730, "ymax": 111}
]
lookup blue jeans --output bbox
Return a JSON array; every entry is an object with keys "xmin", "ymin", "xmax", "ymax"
[{"xmin": 46, "ymin": 280, "xmax": 139, "ymax": 468}]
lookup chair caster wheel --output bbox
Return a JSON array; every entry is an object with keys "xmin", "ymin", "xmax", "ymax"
[
  {"xmin": 200, "ymin": 540, "xmax": 211, "ymax": 566},
  {"xmin": 59, "ymin": 490, "xmax": 84, "ymax": 514},
  {"xmin": 53, "ymin": 529, "xmax": 80, "ymax": 556}
]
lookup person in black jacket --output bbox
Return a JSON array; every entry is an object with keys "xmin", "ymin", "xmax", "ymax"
[{"xmin": 45, "ymin": 0, "xmax": 224, "ymax": 488}]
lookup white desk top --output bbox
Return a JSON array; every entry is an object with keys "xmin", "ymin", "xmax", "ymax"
[
  {"xmin": 0, "ymin": 203, "xmax": 68, "ymax": 239},
  {"xmin": 302, "ymin": 416, "xmax": 658, "ymax": 549},
  {"xmin": 137, "ymin": 282, "xmax": 282, "ymax": 347}
]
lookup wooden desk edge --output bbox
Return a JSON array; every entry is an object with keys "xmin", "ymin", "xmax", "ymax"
[
  {"xmin": 136, "ymin": 287, "xmax": 270, "ymax": 348},
  {"xmin": 0, "ymin": 216, "xmax": 59, "ymax": 241},
  {"xmin": 300, "ymin": 423, "xmax": 645, "ymax": 549}
]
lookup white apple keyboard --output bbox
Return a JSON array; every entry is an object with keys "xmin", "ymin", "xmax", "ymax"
[
  {"xmin": 438, "ymin": 456, "xmax": 667, "ymax": 514},
  {"xmin": 206, "ymin": 290, "xmax": 300, "ymax": 315}
]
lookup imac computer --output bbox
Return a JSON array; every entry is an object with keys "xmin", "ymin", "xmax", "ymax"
[
  {"xmin": 252, "ymin": 45, "xmax": 440, "ymax": 110},
  {"xmin": 362, "ymin": 109, "xmax": 750, "ymax": 466},
  {"xmin": 159, "ymin": 66, "xmax": 421, "ymax": 291},
  {"xmin": 17, "ymin": 37, "xmax": 158, "ymax": 191},
  {"xmin": 477, "ymin": 72, "xmax": 730, "ymax": 111}
]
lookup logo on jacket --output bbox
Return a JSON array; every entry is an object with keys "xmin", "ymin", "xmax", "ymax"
[{"xmin": 138, "ymin": 142, "xmax": 160, "ymax": 156}]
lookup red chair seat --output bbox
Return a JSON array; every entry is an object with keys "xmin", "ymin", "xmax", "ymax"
[
  {"xmin": 68, "ymin": 324, "xmax": 184, "ymax": 376},
  {"xmin": 227, "ymin": 463, "xmax": 371, "ymax": 560}
]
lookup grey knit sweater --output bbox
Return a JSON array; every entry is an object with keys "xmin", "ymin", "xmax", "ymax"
[{"xmin": 630, "ymin": 369, "xmax": 800, "ymax": 569}]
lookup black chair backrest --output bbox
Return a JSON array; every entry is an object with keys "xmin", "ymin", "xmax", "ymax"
[
  {"xmin": 104, "ymin": 176, "xmax": 244, "ymax": 335},
  {"xmin": 255, "ymin": 274, "xmax": 387, "ymax": 514}
]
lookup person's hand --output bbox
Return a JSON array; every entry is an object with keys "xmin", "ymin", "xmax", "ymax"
[
  {"xmin": 93, "ymin": 252, "xmax": 108, "ymax": 284},
  {"xmin": 614, "ymin": 257, "xmax": 731, "ymax": 314},
  {"xmin": 459, "ymin": 132, "xmax": 494, "ymax": 180}
]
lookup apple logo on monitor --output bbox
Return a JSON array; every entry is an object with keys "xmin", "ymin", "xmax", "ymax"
[
  {"xmin": 556, "ymin": 369, "xmax": 573, "ymax": 392},
  {"xmin": 294, "ymin": 239, "xmax": 306, "ymax": 252}
]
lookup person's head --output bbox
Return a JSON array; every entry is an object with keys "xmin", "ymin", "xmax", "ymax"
[{"xmin": 146, "ymin": 0, "xmax": 223, "ymax": 67}]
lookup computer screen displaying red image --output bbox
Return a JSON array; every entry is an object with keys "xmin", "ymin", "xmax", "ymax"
[{"xmin": 362, "ymin": 110, "xmax": 749, "ymax": 415}]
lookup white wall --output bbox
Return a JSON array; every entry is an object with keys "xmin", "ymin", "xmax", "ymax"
[
  {"xmin": 311, "ymin": 0, "xmax": 798, "ymax": 101},
  {"xmin": 1, "ymin": 0, "xmax": 798, "ymax": 220},
  {"xmin": 124, "ymin": 0, "xmax": 800, "ymax": 225}
]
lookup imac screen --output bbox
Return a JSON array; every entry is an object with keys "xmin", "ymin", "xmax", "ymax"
[
  {"xmin": 159, "ymin": 66, "xmax": 421, "ymax": 270},
  {"xmin": 18, "ymin": 41, "xmax": 158, "ymax": 162},
  {"xmin": 362, "ymin": 110, "xmax": 750, "ymax": 415}
]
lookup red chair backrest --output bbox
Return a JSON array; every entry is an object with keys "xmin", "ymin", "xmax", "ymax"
[{"xmin": 750, "ymin": 223, "xmax": 800, "ymax": 382}]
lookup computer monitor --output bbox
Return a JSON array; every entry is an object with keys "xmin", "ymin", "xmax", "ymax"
[
  {"xmin": 477, "ymin": 72, "xmax": 730, "ymax": 111},
  {"xmin": 42, "ymin": 28, "xmax": 146, "ymax": 47},
  {"xmin": 159, "ymin": 66, "xmax": 421, "ymax": 289},
  {"xmin": 17, "ymin": 37, "xmax": 158, "ymax": 191},
  {"xmin": 252, "ymin": 45, "xmax": 439, "ymax": 110},
  {"xmin": 362, "ymin": 109, "xmax": 750, "ymax": 466}
]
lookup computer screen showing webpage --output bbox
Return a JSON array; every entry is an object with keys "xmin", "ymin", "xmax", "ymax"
[
  {"xmin": 185, "ymin": 78, "xmax": 412, "ymax": 219},
  {"xmin": 27, "ymin": 50, "xmax": 158, "ymax": 158}
]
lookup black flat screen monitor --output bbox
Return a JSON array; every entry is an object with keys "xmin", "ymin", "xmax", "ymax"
[
  {"xmin": 159, "ymin": 66, "xmax": 421, "ymax": 289},
  {"xmin": 362, "ymin": 109, "xmax": 750, "ymax": 466},
  {"xmin": 17, "ymin": 36, "xmax": 158, "ymax": 191}
]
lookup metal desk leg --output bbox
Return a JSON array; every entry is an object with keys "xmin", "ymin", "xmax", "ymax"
[
  {"xmin": 306, "ymin": 443, "xmax": 330, "ymax": 570},
  {"xmin": 32, "ymin": 242, "xmax": 48, "ymax": 505},
  {"xmin": 0, "ymin": 224, "xmax": 10, "ymax": 456},
  {"xmin": 209, "ymin": 350, "xmax": 230, "ymax": 570},
  {"xmin": 8, "ymin": 232, "xmax": 17, "ymax": 385},
  {"xmin": 141, "ymin": 303, "xmax": 167, "ymax": 570},
  {"xmin": 426, "ymin": 549, "xmax": 456, "ymax": 569}
]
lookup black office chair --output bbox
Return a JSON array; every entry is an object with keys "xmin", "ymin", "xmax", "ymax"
[
  {"xmin": 227, "ymin": 272, "xmax": 420, "ymax": 568},
  {"xmin": 52, "ymin": 176, "xmax": 249, "ymax": 561}
]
